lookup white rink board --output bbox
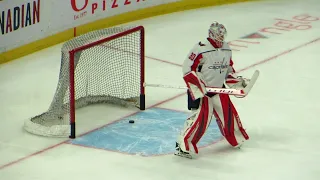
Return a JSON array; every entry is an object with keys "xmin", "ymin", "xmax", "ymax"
[{"xmin": 0, "ymin": 0, "xmax": 180, "ymax": 52}]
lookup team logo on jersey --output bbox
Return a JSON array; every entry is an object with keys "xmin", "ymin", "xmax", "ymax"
[{"xmin": 208, "ymin": 58, "xmax": 228, "ymax": 73}]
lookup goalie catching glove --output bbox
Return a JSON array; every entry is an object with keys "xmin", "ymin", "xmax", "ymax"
[{"xmin": 225, "ymin": 73, "xmax": 250, "ymax": 89}]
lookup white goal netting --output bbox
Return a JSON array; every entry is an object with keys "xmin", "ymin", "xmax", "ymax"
[{"xmin": 24, "ymin": 26, "xmax": 145, "ymax": 138}]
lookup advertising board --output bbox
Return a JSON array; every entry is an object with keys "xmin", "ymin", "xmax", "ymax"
[
  {"xmin": 0, "ymin": 0, "xmax": 180, "ymax": 52},
  {"xmin": 0, "ymin": 0, "xmax": 44, "ymax": 52}
]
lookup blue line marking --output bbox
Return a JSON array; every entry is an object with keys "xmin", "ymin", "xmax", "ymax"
[{"xmin": 69, "ymin": 108, "xmax": 222, "ymax": 156}]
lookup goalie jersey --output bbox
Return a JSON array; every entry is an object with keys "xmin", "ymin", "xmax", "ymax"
[{"xmin": 182, "ymin": 38, "xmax": 235, "ymax": 88}]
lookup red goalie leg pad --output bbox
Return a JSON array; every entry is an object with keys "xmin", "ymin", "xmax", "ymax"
[
  {"xmin": 231, "ymin": 102, "xmax": 249, "ymax": 140},
  {"xmin": 184, "ymin": 96, "xmax": 210, "ymax": 154},
  {"xmin": 213, "ymin": 110, "xmax": 225, "ymax": 137},
  {"xmin": 183, "ymin": 122, "xmax": 197, "ymax": 152},
  {"xmin": 219, "ymin": 94, "xmax": 238, "ymax": 147},
  {"xmin": 190, "ymin": 97, "xmax": 210, "ymax": 154}
]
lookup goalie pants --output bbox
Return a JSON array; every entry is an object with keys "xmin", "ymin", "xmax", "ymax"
[{"xmin": 178, "ymin": 93, "xmax": 249, "ymax": 154}]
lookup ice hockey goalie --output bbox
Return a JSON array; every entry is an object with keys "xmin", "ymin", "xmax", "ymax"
[{"xmin": 175, "ymin": 21, "xmax": 250, "ymax": 159}]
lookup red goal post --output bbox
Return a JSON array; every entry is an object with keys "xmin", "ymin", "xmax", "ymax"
[{"xmin": 24, "ymin": 26, "xmax": 145, "ymax": 138}]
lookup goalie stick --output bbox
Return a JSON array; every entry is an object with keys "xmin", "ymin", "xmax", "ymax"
[{"xmin": 145, "ymin": 70, "xmax": 260, "ymax": 97}]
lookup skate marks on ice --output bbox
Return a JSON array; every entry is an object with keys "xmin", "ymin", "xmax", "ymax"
[{"xmin": 68, "ymin": 108, "xmax": 222, "ymax": 156}]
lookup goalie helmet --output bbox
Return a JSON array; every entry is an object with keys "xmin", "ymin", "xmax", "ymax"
[{"xmin": 208, "ymin": 22, "xmax": 227, "ymax": 48}]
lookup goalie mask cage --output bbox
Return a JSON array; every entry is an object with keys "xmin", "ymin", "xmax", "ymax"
[{"xmin": 24, "ymin": 26, "xmax": 145, "ymax": 138}]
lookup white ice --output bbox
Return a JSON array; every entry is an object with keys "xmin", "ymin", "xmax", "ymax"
[{"xmin": 0, "ymin": 0, "xmax": 320, "ymax": 179}]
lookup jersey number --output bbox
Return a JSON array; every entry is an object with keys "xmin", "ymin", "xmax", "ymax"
[{"xmin": 189, "ymin": 53, "xmax": 197, "ymax": 61}]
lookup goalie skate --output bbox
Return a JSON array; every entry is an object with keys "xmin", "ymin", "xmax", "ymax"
[{"xmin": 174, "ymin": 142, "xmax": 193, "ymax": 159}]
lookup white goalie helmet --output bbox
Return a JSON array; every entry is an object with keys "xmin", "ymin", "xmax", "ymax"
[{"xmin": 208, "ymin": 21, "xmax": 227, "ymax": 48}]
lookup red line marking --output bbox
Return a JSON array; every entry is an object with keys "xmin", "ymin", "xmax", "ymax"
[
  {"xmin": 0, "ymin": 92, "xmax": 185, "ymax": 170},
  {"xmin": 73, "ymin": 27, "xmax": 76, "ymax": 37},
  {"xmin": 65, "ymin": 106, "xmax": 223, "ymax": 157},
  {"xmin": 66, "ymin": 134, "xmax": 224, "ymax": 157},
  {"xmin": 238, "ymin": 37, "xmax": 320, "ymax": 72},
  {"xmin": 1, "ymin": 37, "xmax": 319, "ymax": 170},
  {"xmin": 0, "ymin": 141, "xmax": 66, "ymax": 170},
  {"xmin": 146, "ymin": 55, "xmax": 182, "ymax": 67},
  {"xmin": 65, "ymin": 142, "xmax": 138, "ymax": 156},
  {"xmin": 101, "ymin": 44, "xmax": 182, "ymax": 67}
]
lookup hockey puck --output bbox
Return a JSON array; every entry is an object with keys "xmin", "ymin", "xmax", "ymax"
[{"xmin": 129, "ymin": 120, "xmax": 135, "ymax": 123}]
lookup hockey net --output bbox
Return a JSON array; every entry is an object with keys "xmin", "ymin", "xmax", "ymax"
[{"xmin": 24, "ymin": 26, "xmax": 145, "ymax": 138}]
